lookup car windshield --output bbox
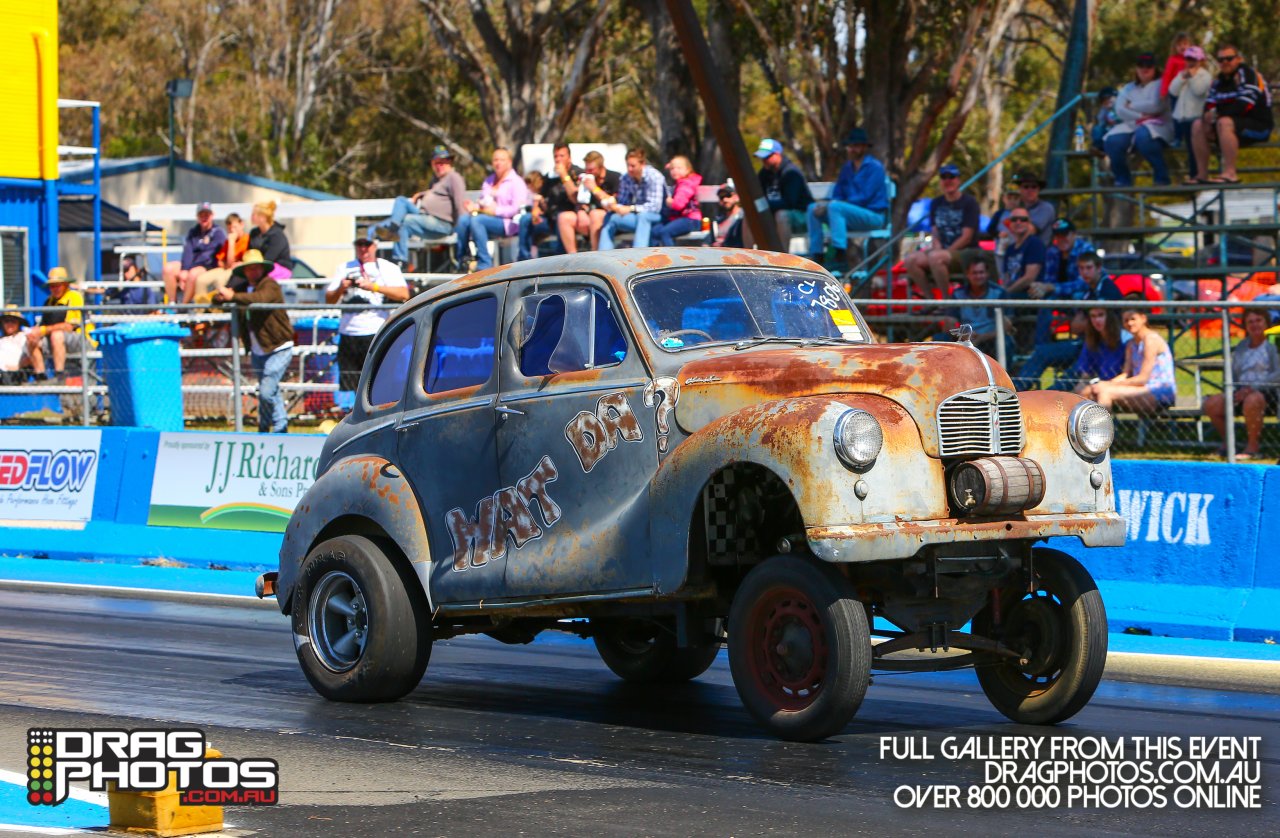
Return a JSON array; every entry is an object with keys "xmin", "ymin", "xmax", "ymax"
[{"xmin": 630, "ymin": 268, "xmax": 869, "ymax": 351}]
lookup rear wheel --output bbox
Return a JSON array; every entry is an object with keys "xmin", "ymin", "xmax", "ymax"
[
  {"xmin": 292, "ymin": 535, "xmax": 431, "ymax": 702},
  {"xmin": 593, "ymin": 618, "xmax": 722, "ymax": 683},
  {"xmin": 974, "ymin": 548, "xmax": 1107, "ymax": 725},
  {"xmin": 728, "ymin": 555, "xmax": 870, "ymax": 742}
]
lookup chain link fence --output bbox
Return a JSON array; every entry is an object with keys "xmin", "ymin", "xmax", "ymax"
[{"xmin": 2, "ymin": 296, "xmax": 1276, "ymax": 464}]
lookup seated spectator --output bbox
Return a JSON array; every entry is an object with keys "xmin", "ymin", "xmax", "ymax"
[
  {"xmin": 1169, "ymin": 46, "xmax": 1213, "ymax": 181},
  {"xmin": 249, "ymin": 200, "xmax": 293, "ymax": 277},
  {"xmin": 1012, "ymin": 172, "xmax": 1055, "ymax": 243},
  {"xmin": 1091, "ymin": 87, "xmax": 1120, "ymax": 154},
  {"xmin": 1081, "ymin": 309, "xmax": 1175, "ymax": 412},
  {"xmin": 215, "ymin": 251, "xmax": 291, "ymax": 434},
  {"xmin": 1191, "ymin": 44, "xmax": 1274, "ymax": 183},
  {"xmin": 519, "ymin": 144, "xmax": 586, "ymax": 260},
  {"xmin": 713, "ymin": 183, "xmax": 744, "ymax": 247},
  {"xmin": 0, "ymin": 305, "xmax": 29, "ymax": 385},
  {"xmin": 193, "ymin": 213, "xmax": 249, "ymax": 303},
  {"xmin": 1104, "ymin": 53, "xmax": 1174, "ymax": 187},
  {"xmin": 26, "ymin": 268, "xmax": 92, "ymax": 384},
  {"xmin": 1027, "ymin": 220, "xmax": 1101, "ymax": 343},
  {"xmin": 370, "ymin": 146, "xmax": 467, "ymax": 268},
  {"xmin": 1001, "ymin": 207, "xmax": 1047, "ymax": 297},
  {"xmin": 932, "ymin": 260, "xmax": 1014, "ymax": 362},
  {"xmin": 751, "ymin": 138, "xmax": 814, "ymax": 250},
  {"xmin": 456, "ymin": 147, "xmax": 528, "ymax": 270},
  {"xmin": 517, "ymin": 171, "xmax": 554, "ymax": 261},
  {"xmin": 987, "ymin": 183, "xmax": 1021, "ymax": 281},
  {"xmin": 1159, "ymin": 32, "xmax": 1193, "ymax": 101},
  {"xmin": 580, "ymin": 151, "xmax": 621, "ymax": 251},
  {"xmin": 904, "ymin": 164, "xmax": 980, "ymax": 298},
  {"xmin": 805, "ymin": 129, "xmax": 886, "ymax": 273},
  {"xmin": 1067, "ymin": 307, "xmax": 1128, "ymax": 391},
  {"xmin": 597, "ymin": 148, "xmax": 666, "ymax": 250},
  {"xmin": 1202, "ymin": 309, "xmax": 1280, "ymax": 459},
  {"xmin": 106, "ymin": 256, "xmax": 160, "ymax": 311},
  {"xmin": 651, "ymin": 156, "xmax": 703, "ymax": 246},
  {"xmin": 163, "ymin": 201, "xmax": 226, "ymax": 304}
]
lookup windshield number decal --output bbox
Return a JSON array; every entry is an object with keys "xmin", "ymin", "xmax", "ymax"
[{"xmin": 797, "ymin": 279, "xmax": 844, "ymax": 312}]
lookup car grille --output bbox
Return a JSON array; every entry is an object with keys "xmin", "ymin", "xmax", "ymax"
[{"xmin": 936, "ymin": 387, "xmax": 1024, "ymax": 457}]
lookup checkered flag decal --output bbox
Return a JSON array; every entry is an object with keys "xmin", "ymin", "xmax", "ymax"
[{"xmin": 704, "ymin": 467, "xmax": 757, "ymax": 561}]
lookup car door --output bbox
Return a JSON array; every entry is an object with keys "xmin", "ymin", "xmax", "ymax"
[
  {"xmin": 495, "ymin": 276, "xmax": 657, "ymax": 599},
  {"xmin": 395, "ymin": 285, "xmax": 508, "ymax": 605}
]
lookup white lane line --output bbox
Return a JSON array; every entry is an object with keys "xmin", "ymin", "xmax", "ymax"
[
  {"xmin": 0, "ymin": 579, "xmax": 275, "ymax": 610},
  {"xmin": 1108, "ymin": 650, "xmax": 1280, "ymax": 668},
  {"xmin": 0, "ymin": 825, "xmax": 86, "ymax": 835},
  {"xmin": 0, "ymin": 769, "xmax": 108, "ymax": 806}
]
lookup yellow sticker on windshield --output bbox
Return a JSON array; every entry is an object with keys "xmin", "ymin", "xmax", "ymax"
[{"xmin": 830, "ymin": 309, "xmax": 863, "ymax": 340}]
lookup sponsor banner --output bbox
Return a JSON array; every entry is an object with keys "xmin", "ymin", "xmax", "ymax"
[
  {"xmin": 147, "ymin": 433, "xmax": 324, "ymax": 533},
  {"xmin": 0, "ymin": 429, "xmax": 101, "ymax": 522}
]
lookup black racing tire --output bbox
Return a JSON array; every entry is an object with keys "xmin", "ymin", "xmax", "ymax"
[
  {"xmin": 973, "ymin": 547, "xmax": 1108, "ymax": 725},
  {"xmin": 593, "ymin": 618, "xmax": 722, "ymax": 683},
  {"xmin": 291, "ymin": 535, "xmax": 432, "ymax": 702},
  {"xmin": 727, "ymin": 555, "xmax": 870, "ymax": 742}
]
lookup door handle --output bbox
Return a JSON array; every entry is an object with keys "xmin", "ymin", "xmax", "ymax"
[
  {"xmin": 396, "ymin": 419, "xmax": 422, "ymax": 432},
  {"xmin": 495, "ymin": 405, "xmax": 526, "ymax": 417}
]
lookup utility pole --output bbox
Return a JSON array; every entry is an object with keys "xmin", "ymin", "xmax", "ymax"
[
  {"xmin": 1046, "ymin": 0, "xmax": 1091, "ymax": 191},
  {"xmin": 664, "ymin": 0, "xmax": 782, "ymax": 252}
]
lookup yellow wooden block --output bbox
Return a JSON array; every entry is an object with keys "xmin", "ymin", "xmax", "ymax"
[{"xmin": 107, "ymin": 748, "xmax": 224, "ymax": 837}]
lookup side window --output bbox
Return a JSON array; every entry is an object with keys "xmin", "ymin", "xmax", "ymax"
[
  {"xmin": 519, "ymin": 289, "xmax": 627, "ymax": 377},
  {"xmin": 367, "ymin": 323, "xmax": 416, "ymax": 407},
  {"xmin": 425, "ymin": 296, "xmax": 498, "ymax": 394}
]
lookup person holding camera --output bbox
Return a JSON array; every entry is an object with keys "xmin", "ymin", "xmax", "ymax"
[{"xmin": 325, "ymin": 236, "xmax": 409, "ymax": 396}]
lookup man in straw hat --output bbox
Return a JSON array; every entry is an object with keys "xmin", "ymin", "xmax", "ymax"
[
  {"xmin": 0, "ymin": 305, "xmax": 30, "ymax": 385},
  {"xmin": 215, "ymin": 250, "xmax": 292, "ymax": 433},
  {"xmin": 26, "ymin": 267, "xmax": 92, "ymax": 384}
]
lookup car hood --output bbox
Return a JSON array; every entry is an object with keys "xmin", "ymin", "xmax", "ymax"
[{"xmin": 672, "ymin": 343, "xmax": 1014, "ymax": 456}]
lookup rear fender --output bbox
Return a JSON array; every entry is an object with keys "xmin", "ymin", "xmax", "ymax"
[{"xmin": 277, "ymin": 455, "xmax": 431, "ymax": 614}]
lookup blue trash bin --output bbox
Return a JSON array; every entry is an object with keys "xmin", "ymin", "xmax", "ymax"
[{"xmin": 96, "ymin": 322, "xmax": 191, "ymax": 430}]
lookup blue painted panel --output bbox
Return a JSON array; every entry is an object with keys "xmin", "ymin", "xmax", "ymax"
[{"xmin": 1236, "ymin": 467, "xmax": 1280, "ymax": 643}]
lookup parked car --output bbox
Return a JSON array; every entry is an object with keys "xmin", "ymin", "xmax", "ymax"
[{"xmin": 259, "ymin": 248, "xmax": 1125, "ymax": 741}]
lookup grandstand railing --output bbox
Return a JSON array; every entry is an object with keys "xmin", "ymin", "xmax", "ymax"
[{"xmin": 2, "ymin": 296, "xmax": 1276, "ymax": 465}]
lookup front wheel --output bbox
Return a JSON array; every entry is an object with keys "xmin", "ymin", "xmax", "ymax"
[
  {"xmin": 728, "ymin": 555, "xmax": 870, "ymax": 742},
  {"xmin": 593, "ymin": 618, "xmax": 722, "ymax": 683},
  {"xmin": 292, "ymin": 535, "xmax": 432, "ymax": 702},
  {"xmin": 974, "ymin": 548, "xmax": 1107, "ymax": 725}
]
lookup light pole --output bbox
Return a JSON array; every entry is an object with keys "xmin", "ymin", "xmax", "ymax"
[{"xmin": 166, "ymin": 78, "xmax": 193, "ymax": 192}]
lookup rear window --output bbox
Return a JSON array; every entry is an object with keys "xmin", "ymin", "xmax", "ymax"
[
  {"xmin": 367, "ymin": 323, "xmax": 416, "ymax": 407},
  {"xmin": 425, "ymin": 297, "xmax": 498, "ymax": 393}
]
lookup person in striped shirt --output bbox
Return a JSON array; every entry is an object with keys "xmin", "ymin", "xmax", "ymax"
[{"xmin": 1190, "ymin": 44, "xmax": 1274, "ymax": 183}]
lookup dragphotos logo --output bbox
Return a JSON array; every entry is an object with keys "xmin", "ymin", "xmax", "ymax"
[
  {"xmin": 0, "ymin": 450, "xmax": 96, "ymax": 492},
  {"xmin": 26, "ymin": 728, "xmax": 278, "ymax": 806}
]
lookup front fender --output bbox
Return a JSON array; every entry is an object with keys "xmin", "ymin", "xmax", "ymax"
[
  {"xmin": 1019, "ymin": 390, "xmax": 1116, "ymax": 514},
  {"xmin": 649, "ymin": 395, "xmax": 937, "ymax": 592},
  {"xmin": 276, "ymin": 455, "xmax": 431, "ymax": 614}
]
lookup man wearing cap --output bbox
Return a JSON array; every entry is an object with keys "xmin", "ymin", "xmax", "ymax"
[
  {"xmin": 370, "ymin": 146, "xmax": 468, "ymax": 268},
  {"xmin": 904, "ymin": 163, "xmax": 980, "ymax": 298},
  {"xmin": 215, "ymin": 251, "xmax": 292, "ymax": 433},
  {"xmin": 1013, "ymin": 172, "xmax": 1056, "ymax": 244},
  {"xmin": 752, "ymin": 138, "xmax": 814, "ymax": 250},
  {"xmin": 713, "ymin": 184, "xmax": 744, "ymax": 248},
  {"xmin": 26, "ymin": 268, "xmax": 92, "ymax": 383},
  {"xmin": 163, "ymin": 202, "xmax": 227, "ymax": 305},
  {"xmin": 0, "ymin": 306, "xmax": 30, "ymax": 385},
  {"xmin": 325, "ymin": 236, "xmax": 409, "ymax": 400},
  {"xmin": 805, "ymin": 129, "xmax": 887, "ymax": 273},
  {"xmin": 1192, "ymin": 44, "xmax": 1274, "ymax": 184}
]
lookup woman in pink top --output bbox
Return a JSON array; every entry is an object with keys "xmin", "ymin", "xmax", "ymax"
[
  {"xmin": 651, "ymin": 156, "xmax": 704, "ymax": 246},
  {"xmin": 455, "ymin": 148, "xmax": 529, "ymax": 270}
]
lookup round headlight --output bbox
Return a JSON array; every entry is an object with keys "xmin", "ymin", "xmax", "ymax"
[
  {"xmin": 834, "ymin": 409, "xmax": 883, "ymax": 468},
  {"xmin": 1069, "ymin": 401, "xmax": 1114, "ymax": 458}
]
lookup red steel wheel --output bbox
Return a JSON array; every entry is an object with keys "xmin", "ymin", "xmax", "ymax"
[{"xmin": 729, "ymin": 555, "xmax": 870, "ymax": 742}]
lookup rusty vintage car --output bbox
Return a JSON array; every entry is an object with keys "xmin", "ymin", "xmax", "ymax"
[{"xmin": 260, "ymin": 248, "xmax": 1124, "ymax": 742}]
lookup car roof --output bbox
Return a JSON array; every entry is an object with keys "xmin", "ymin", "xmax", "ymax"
[{"xmin": 387, "ymin": 247, "xmax": 825, "ymax": 329}]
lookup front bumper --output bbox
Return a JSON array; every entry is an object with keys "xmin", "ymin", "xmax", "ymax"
[{"xmin": 806, "ymin": 512, "xmax": 1125, "ymax": 563}]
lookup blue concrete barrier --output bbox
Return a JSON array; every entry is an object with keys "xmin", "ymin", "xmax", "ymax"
[{"xmin": 0, "ymin": 427, "xmax": 1276, "ymax": 643}]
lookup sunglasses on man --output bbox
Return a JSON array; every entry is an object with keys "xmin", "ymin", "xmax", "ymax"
[{"xmin": 1217, "ymin": 53, "xmax": 1239, "ymax": 62}]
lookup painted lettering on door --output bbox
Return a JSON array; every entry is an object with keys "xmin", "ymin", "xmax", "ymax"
[
  {"xmin": 1116, "ymin": 489, "xmax": 1213, "ymax": 545},
  {"xmin": 564, "ymin": 392, "xmax": 644, "ymax": 473},
  {"xmin": 445, "ymin": 455, "xmax": 562, "ymax": 571}
]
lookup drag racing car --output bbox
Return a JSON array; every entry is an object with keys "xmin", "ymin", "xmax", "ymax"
[{"xmin": 259, "ymin": 248, "xmax": 1124, "ymax": 741}]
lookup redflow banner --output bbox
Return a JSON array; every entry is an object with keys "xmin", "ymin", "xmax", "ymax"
[{"xmin": 0, "ymin": 429, "xmax": 101, "ymax": 522}]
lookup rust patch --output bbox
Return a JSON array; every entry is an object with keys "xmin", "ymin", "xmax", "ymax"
[
  {"xmin": 636, "ymin": 253, "xmax": 674, "ymax": 270},
  {"xmin": 721, "ymin": 252, "xmax": 763, "ymax": 266}
]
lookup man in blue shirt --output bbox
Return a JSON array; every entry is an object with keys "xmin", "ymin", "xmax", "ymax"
[
  {"xmin": 1002, "ymin": 208, "xmax": 1047, "ymax": 297},
  {"xmin": 599, "ymin": 148, "xmax": 668, "ymax": 250},
  {"xmin": 749, "ymin": 138, "xmax": 813, "ymax": 250},
  {"xmin": 162, "ymin": 201, "xmax": 226, "ymax": 305},
  {"xmin": 806, "ymin": 128, "xmax": 888, "ymax": 274},
  {"xmin": 933, "ymin": 260, "xmax": 1014, "ymax": 361}
]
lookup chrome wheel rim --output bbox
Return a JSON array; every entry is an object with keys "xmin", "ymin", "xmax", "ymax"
[{"xmin": 309, "ymin": 571, "xmax": 369, "ymax": 672}]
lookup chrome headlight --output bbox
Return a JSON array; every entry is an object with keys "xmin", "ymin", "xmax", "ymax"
[
  {"xmin": 834, "ymin": 409, "xmax": 883, "ymax": 468},
  {"xmin": 1068, "ymin": 401, "xmax": 1114, "ymax": 458}
]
